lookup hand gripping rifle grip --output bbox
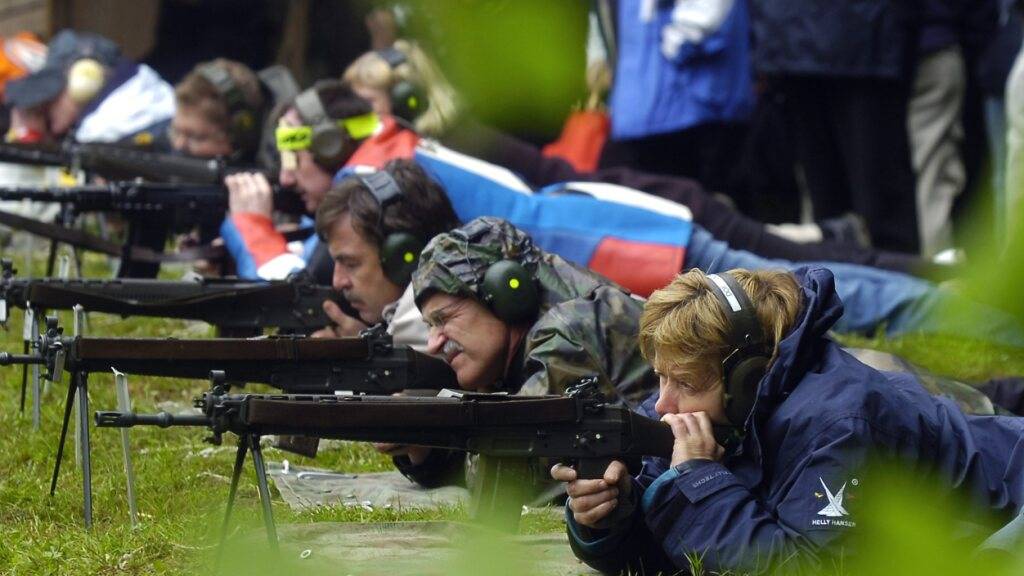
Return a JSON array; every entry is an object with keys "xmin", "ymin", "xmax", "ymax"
[
  {"xmin": 94, "ymin": 411, "xmax": 209, "ymax": 428},
  {"xmin": 572, "ymin": 457, "xmax": 637, "ymax": 530}
]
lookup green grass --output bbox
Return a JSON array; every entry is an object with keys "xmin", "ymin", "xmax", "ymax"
[{"xmin": 0, "ymin": 250, "xmax": 1021, "ymax": 575}]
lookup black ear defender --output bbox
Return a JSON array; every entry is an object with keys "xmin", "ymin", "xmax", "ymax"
[
  {"xmin": 705, "ymin": 272, "xmax": 772, "ymax": 428},
  {"xmin": 376, "ymin": 46, "xmax": 429, "ymax": 124},
  {"xmin": 293, "ymin": 82, "xmax": 349, "ymax": 167},
  {"xmin": 196, "ymin": 63, "xmax": 258, "ymax": 151},
  {"xmin": 357, "ymin": 171, "xmax": 423, "ymax": 286},
  {"xmin": 480, "ymin": 259, "xmax": 540, "ymax": 325}
]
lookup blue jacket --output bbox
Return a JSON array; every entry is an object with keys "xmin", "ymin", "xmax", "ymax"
[
  {"xmin": 609, "ymin": 0, "xmax": 753, "ymax": 139},
  {"xmin": 749, "ymin": 0, "xmax": 916, "ymax": 78},
  {"xmin": 567, "ymin": 267, "xmax": 1024, "ymax": 574}
]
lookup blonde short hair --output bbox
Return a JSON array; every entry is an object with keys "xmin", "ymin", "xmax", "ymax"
[
  {"xmin": 342, "ymin": 39, "xmax": 460, "ymax": 137},
  {"xmin": 639, "ymin": 269, "xmax": 802, "ymax": 391}
]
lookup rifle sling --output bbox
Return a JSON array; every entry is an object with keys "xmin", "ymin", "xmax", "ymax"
[
  {"xmin": 0, "ymin": 209, "xmax": 225, "ymax": 263},
  {"xmin": 245, "ymin": 397, "xmax": 581, "ymax": 429},
  {"xmin": 0, "ymin": 209, "xmax": 121, "ymax": 256},
  {"xmin": 27, "ymin": 282, "xmax": 287, "ymax": 309},
  {"xmin": 75, "ymin": 336, "xmax": 370, "ymax": 361}
]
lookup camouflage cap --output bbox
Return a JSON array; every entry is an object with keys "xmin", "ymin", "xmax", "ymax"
[{"xmin": 413, "ymin": 217, "xmax": 541, "ymax": 307}]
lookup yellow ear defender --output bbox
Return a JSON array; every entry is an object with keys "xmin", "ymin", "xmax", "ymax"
[{"xmin": 67, "ymin": 58, "xmax": 105, "ymax": 104}]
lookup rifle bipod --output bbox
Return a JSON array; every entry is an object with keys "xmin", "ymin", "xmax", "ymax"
[
  {"xmin": 215, "ymin": 434, "xmax": 280, "ymax": 572},
  {"xmin": 51, "ymin": 370, "xmax": 93, "ymax": 527}
]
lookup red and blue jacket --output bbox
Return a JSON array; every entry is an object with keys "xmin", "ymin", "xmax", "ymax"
[
  {"xmin": 413, "ymin": 142, "xmax": 692, "ymax": 297},
  {"xmin": 220, "ymin": 117, "xmax": 418, "ymax": 279}
]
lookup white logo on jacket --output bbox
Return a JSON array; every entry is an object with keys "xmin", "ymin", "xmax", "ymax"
[
  {"xmin": 817, "ymin": 478, "xmax": 848, "ymax": 517},
  {"xmin": 810, "ymin": 477, "xmax": 857, "ymax": 528}
]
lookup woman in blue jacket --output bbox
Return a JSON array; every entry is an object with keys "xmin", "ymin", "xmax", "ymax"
[{"xmin": 551, "ymin": 267, "xmax": 1024, "ymax": 573}]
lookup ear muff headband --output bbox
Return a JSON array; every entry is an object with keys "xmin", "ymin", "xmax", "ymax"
[
  {"xmin": 275, "ymin": 113, "xmax": 379, "ymax": 151},
  {"xmin": 706, "ymin": 273, "xmax": 771, "ymax": 428},
  {"xmin": 196, "ymin": 63, "xmax": 257, "ymax": 150},
  {"xmin": 357, "ymin": 171, "xmax": 423, "ymax": 287}
]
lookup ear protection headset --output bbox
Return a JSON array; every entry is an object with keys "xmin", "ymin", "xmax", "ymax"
[
  {"xmin": 196, "ymin": 62, "xmax": 258, "ymax": 151},
  {"xmin": 705, "ymin": 272, "xmax": 772, "ymax": 428},
  {"xmin": 358, "ymin": 171, "xmax": 423, "ymax": 286},
  {"xmin": 292, "ymin": 82, "xmax": 351, "ymax": 167},
  {"xmin": 479, "ymin": 259, "xmax": 540, "ymax": 324},
  {"xmin": 376, "ymin": 46, "xmax": 429, "ymax": 123},
  {"xmin": 67, "ymin": 58, "xmax": 105, "ymax": 104},
  {"xmin": 450, "ymin": 228, "xmax": 541, "ymax": 325}
]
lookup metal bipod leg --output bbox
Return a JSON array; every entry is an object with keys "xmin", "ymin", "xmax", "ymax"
[
  {"xmin": 51, "ymin": 377, "xmax": 78, "ymax": 496},
  {"xmin": 215, "ymin": 436, "xmax": 251, "ymax": 572},
  {"xmin": 73, "ymin": 305, "xmax": 83, "ymax": 466},
  {"xmin": 113, "ymin": 369, "xmax": 139, "ymax": 527},
  {"xmin": 23, "ymin": 306, "xmax": 42, "ymax": 430},
  {"xmin": 249, "ymin": 436, "xmax": 279, "ymax": 552},
  {"xmin": 78, "ymin": 370, "xmax": 93, "ymax": 528},
  {"xmin": 49, "ymin": 371, "xmax": 93, "ymax": 527}
]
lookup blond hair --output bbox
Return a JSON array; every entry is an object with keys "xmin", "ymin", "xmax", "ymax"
[
  {"xmin": 342, "ymin": 39, "xmax": 460, "ymax": 137},
  {"xmin": 638, "ymin": 269, "xmax": 802, "ymax": 391}
]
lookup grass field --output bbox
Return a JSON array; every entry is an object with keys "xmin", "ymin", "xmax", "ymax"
[{"xmin": 0, "ymin": 250, "xmax": 1021, "ymax": 575}]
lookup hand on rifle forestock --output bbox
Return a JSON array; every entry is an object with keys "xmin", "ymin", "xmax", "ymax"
[
  {"xmin": 551, "ymin": 460, "xmax": 632, "ymax": 530},
  {"xmin": 225, "ymin": 172, "xmax": 273, "ymax": 218},
  {"xmin": 310, "ymin": 299, "xmax": 367, "ymax": 338}
]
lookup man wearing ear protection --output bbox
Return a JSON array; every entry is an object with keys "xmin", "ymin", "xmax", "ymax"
[
  {"xmin": 221, "ymin": 80, "xmax": 418, "ymax": 283},
  {"xmin": 310, "ymin": 159, "xmax": 460, "ymax": 343},
  {"xmin": 387, "ymin": 216, "xmax": 660, "ymax": 485},
  {"xmin": 5, "ymin": 29, "xmax": 174, "ymax": 146}
]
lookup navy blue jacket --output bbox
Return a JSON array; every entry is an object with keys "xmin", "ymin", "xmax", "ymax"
[
  {"xmin": 749, "ymin": 0, "xmax": 917, "ymax": 78},
  {"xmin": 567, "ymin": 267, "xmax": 1024, "ymax": 574}
]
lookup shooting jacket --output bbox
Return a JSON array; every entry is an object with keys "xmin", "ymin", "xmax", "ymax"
[{"xmin": 566, "ymin": 267, "xmax": 1024, "ymax": 574}]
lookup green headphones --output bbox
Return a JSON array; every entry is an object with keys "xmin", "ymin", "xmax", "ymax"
[
  {"xmin": 479, "ymin": 259, "xmax": 541, "ymax": 324},
  {"xmin": 705, "ymin": 272, "xmax": 772, "ymax": 428},
  {"xmin": 196, "ymin": 62, "xmax": 258, "ymax": 152},
  {"xmin": 376, "ymin": 46, "xmax": 429, "ymax": 124},
  {"xmin": 358, "ymin": 171, "xmax": 424, "ymax": 287}
]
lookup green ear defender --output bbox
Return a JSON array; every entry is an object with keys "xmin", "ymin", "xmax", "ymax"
[
  {"xmin": 357, "ymin": 171, "xmax": 424, "ymax": 287},
  {"xmin": 376, "ymin": 46, "xmax": 429, "ymax": 124},
  {"xmin": 480, "ymin": 259, "xmax": 540, "ymax": 324}
]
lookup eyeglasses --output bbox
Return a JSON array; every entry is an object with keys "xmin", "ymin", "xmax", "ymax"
[
  {"xmin": 168, "ymin": 123, "xmax": 229, "ymax": 149},
  {"xmin": 423, "ymin": 300, "xmax": 465, "ymax": 331}
]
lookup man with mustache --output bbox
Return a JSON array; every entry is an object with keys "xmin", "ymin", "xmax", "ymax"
[{"xmin": 395, "ymin": 216, "xmax": 660, "ymax": 485}]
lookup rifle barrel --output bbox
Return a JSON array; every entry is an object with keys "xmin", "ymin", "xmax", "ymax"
[
  {"xmin": 95, "ymin": 411, "xmax": 208, "ymax": 428},
  {"xmin": 0, "ymin": 352, "xmax": 45, "ymax": 366}
]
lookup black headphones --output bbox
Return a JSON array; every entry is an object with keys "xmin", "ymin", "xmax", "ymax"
[
  {"xmin": 705, "ymin": 272, "xmax": 772, "ymax": 428},
  {"xmin": 292, "ymin": 81, "xmax": 352, "ymax": 167},
  {"xmin": 358, "ymin": 171, "xmax": 424, "ymax": 287},
  {"xmin": 196, "ymin": 63, "xmax": 259, "ymax": 152},
  {"xmin": 376, "ymin": 46, "xmax": 429, "ymax": 124}
]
